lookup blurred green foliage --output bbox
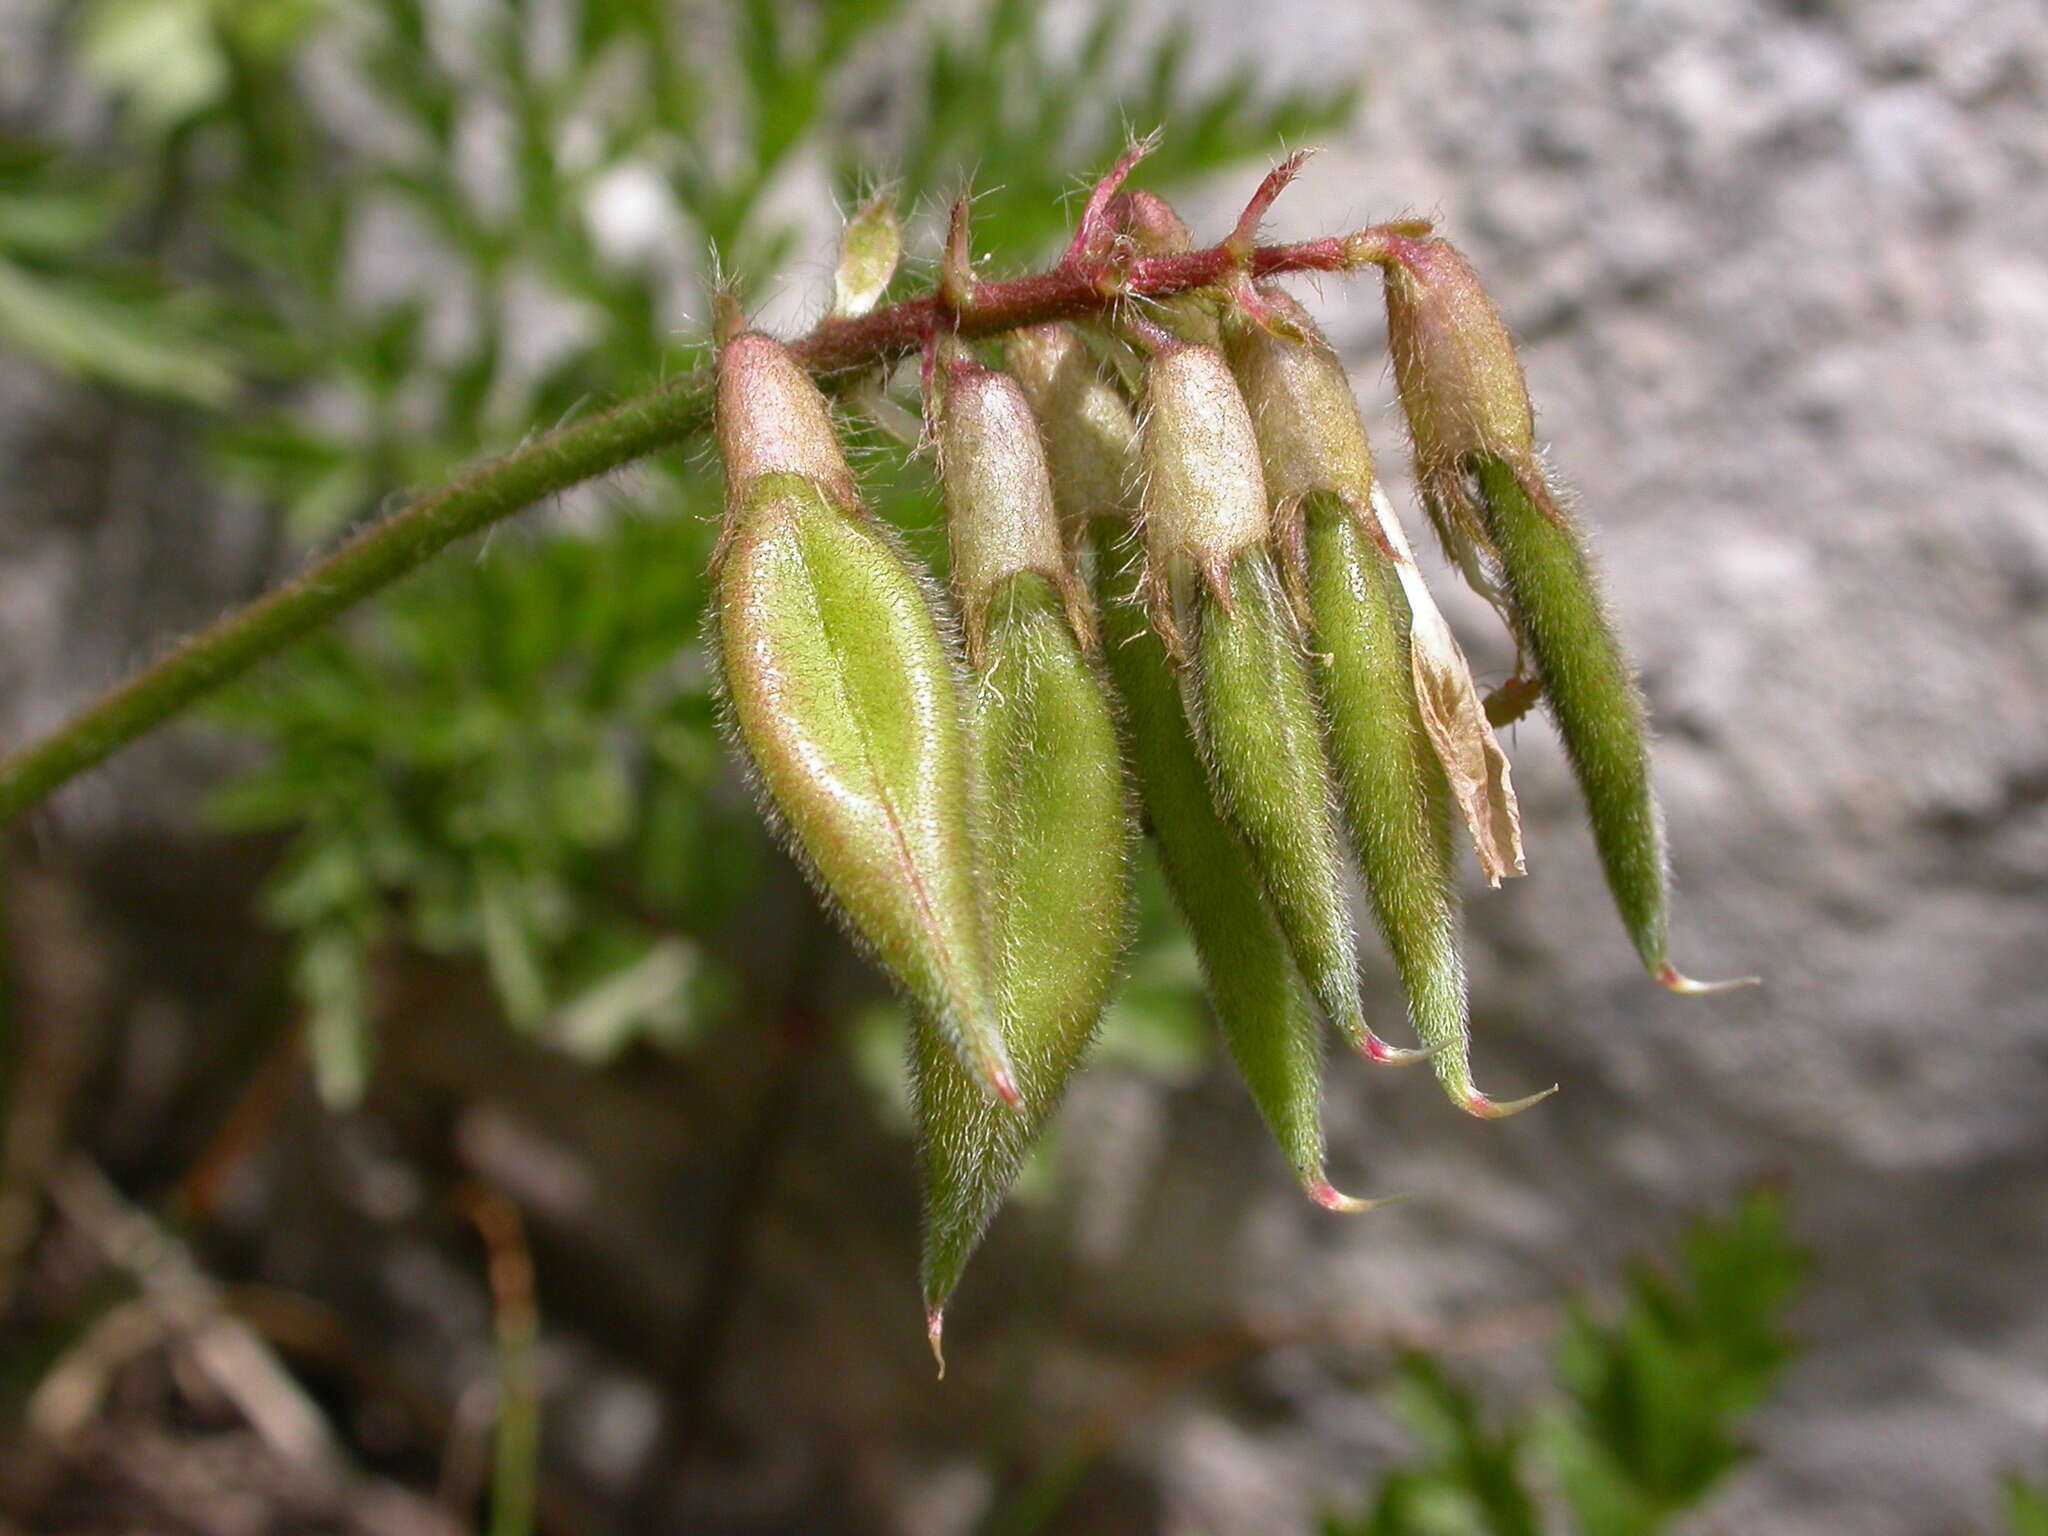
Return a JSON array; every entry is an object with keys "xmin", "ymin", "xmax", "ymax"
[
  {"xmin": 12, "ymin": 0, "xmax": 1352, "ymax": 1099},
  {"xmin": 1324, "ymin": 1191, "xmax": 1804, "ymax": 1536},
  {"xmin": 2008, "ymin": 1478, "xmax": 2048, "ymax": 1536},
  {"xmin": 0, "ymin": 140, "xmax": 237, "ymax": 402}
]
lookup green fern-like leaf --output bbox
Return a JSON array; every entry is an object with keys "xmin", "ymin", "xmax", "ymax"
[{"xmin": 1322, "ymin": 1193, "xmax": 1805, "ymax": 1536}]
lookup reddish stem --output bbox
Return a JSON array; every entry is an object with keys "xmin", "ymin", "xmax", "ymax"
[{"xmin": 789, "ymin": 229, "xmax": 1408, "ymax": 379}]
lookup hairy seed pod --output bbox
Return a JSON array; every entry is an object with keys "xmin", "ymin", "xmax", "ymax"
[
  {"xmin": 1008, "ymin": 323, "xmax": 1380, "ymax": 1209},
  {"xmin": 1093, "ymin": 522, "xmax": 1374, "ymax": 1208},
  {"xmin": 1138, "ymin": 342, "xmax": 1422, "ymax": 1066},
  {"xmin": 916, "ymin": 361, "xmax": 1132, "ymax": 1359},
  {"xmin": 1301, "ymin": 501, "xmax": 1463, "ymax": 1067},
  {"xmin": 1469, "ymin": 456, "xmax": 1724, "ymax": 989},
  {"xmin": 1305, "ymin": 495, "xmax": 1552, "ymax": 1116},
  {"xmin": 1225, "ymin": 299, "xmax": 1549, "ymax": 1115},
  {"xmin": 1193, "ymin": 549, "xmax": 1423, "ymax": 1067},
  {"xmin": 714, "ymin": 335, "xmax": 1018, "ymax": 1106},
  {"xmin": 1378, "ymin": 244, "xmax": 1747, "ymax": 992}
]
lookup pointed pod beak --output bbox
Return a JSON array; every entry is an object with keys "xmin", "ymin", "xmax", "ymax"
[
  {"xmin": 986, "ymin": 1062, "xmax": 1024, "ymax": 1111},
  {"xmin": 1461, "ymin": 1084, "xmax": 1560, "ymax": 1121},
  {"xmin": 1308, "ymin": 1177, "xmax": 1410, "ymax": 1215},
  {"xmin": 1657, "ymin": 964, "xmax": 1761, "ymax": 997},
  {"xmin": 1357, "ymin": 1033, "xmax": 1447, "ymax": 1068}
]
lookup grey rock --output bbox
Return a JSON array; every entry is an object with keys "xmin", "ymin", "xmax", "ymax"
[{"xmin": 6, "ymin": 0, "xmax": 2047, "ymax": 1531}]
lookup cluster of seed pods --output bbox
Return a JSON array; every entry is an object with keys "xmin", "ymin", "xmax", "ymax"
[{"xmin": 710, "ymin": 161, "xmax": 1750, "ymax": 1364}]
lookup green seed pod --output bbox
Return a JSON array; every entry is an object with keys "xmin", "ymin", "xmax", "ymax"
[
  {"xmin": 1138, "ymin": 341, "xmax": 1422, "ymax": 1067},
  {"xmin": 1306, "ymin": 498, "xmax": 1554, "ymax": 1115},
  {"xmin": 1224, "ymin": 297, "xmax": 1549, "ymax": 1116},
  {"xmin": 1094, "ymin": 521, "xmax": 1370, "ymax": 1208},
  {"xmin": 1377, "ymin": 242, "xmax": 1750, "ymax": 992},
  {"xmin": 915, "ymin": 359, "xmax": 1132, "ymax": 1359},
  {"xmin": 1194, "ymin": 549, "xmax": 1425, "ymax": 1068},
  {"xmin": 1301, "ymin": 501, "xmax": 1463, "ymax": 1066},
  {"xmin": 713, "ymin": 334, "xmax": 1019, "ymax": 1106},
  {"xmin": 1472, "ymin": 457, "xmax": 1747, "ymax": 993},
  {"xmin": 1008, "ymin": 323, "xmax": 1383, "ymax": 1210}
]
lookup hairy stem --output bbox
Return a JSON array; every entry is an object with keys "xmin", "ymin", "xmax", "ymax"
[
  {"xmin": 0, "ymin": 378, "xmax": 714, "ymax": 822},
  {"xmin": 0, "ymin": 226, "xmax": 1405, "ymax": 823}
]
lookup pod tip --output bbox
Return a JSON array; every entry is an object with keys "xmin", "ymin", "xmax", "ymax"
[
  {"xmin": 927, "ymin": 1309, "xmax": 947, "ymax": 1379},
  {"xmin": 1358, "ymin": 1033, "xmax": 1446, "ymax": 1068},
  {"xmin": 1462, "ymin": 1084, "xmax": 1559, "ymax": 1121},
  {"xmin": 1656, "ymin": 964, "xmax": 1760, "ymax": 997},
  {"xmin": 1308, "ymin": 1177, "xmax": 1408, "ymax": 1215},
  {"xmin": 988, "ymin": 1062, "xmax": 1024, "ymax": 1111}
]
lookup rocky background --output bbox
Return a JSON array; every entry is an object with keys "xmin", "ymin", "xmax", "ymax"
[{"xmin": 3, "ymin": 0, "xmax": 2046, "ymax": 1532}]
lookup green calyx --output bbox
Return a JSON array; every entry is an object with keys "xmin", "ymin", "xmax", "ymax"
[
  {"xmin": 1134, "ymin": 341, "xmax": 1271, "ymax": 650},
  {"xmin": 1002, "ymin": 324, "xmax": 1135, "ymax": 540},
  {"xmin": 714, "ymin": 331, "xmax": 860, "ymax": 517},
  {"xmin": 1379, "ymin": 236, "xmax": 1536, "ymax": 540},
  {"xmin": 936, "ymin": 350, "xmax": 1096, "ymax": 662}
]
